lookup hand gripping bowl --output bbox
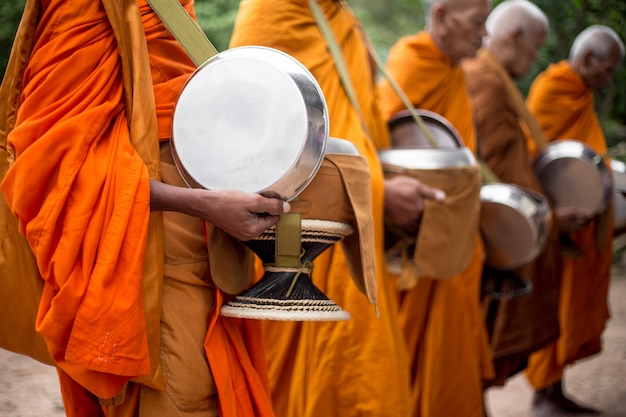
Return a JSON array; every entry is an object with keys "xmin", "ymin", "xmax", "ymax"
[
  {"xmin": 379, "ymin": 110, "xmax": 482, "ymax": 284},
  {"xmin": 383, "ymin": 110, "xmax": 547, "ymax": 298},
  {"xmin": 220, "ymin": 138, "xmax": 376, "ymax": 321},
  {"xmin": 533, "ymin": 139, "xmax": 612, "ymax": 215},
  {"xmin": 171, "ymin": 46, "xmax": 367, "ymax": 321}
]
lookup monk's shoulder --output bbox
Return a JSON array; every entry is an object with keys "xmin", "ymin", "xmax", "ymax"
[{"xmin": 463, "ymin": 58, "xmax": 503, "ymax": 95}]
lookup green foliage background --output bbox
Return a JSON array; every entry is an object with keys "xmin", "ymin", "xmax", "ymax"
[{"xmin": 1, "ymin": 0, "xmax": 625, "ymax": 145}]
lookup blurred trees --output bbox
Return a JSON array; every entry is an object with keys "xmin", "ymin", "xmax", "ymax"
[{"xmin": 1, "ymin": 0, "xmax": 625, "ymax": 144}]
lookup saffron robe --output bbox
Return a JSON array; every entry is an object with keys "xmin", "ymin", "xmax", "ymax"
[
  {"xmin": 524, "ymin": 60, "xmax": 613, "ymax": 389},
  {"xmin": 463, "ymin": 49, "xmax": 561, "ymax": 386},
  {"xmin": 377, "ymin": 31, "xmax": 494, "ymax": 417},
  {"xmin": 0, "ymin": 0, "xmax": 274, "ymax": 415},
  {"xmin": 230, "ymin": 1, "xmax": 412, "ymax": 416}
]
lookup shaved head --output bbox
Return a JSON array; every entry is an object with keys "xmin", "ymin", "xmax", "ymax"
[
  {"xmin": 482, "ymin": 0, "xmax": 548, "ymax": 79},
  {"xmin": 569, "ymin": 25, "xmax": 624, "ymax": 90},
  {"xmin": 569, "ymin": 25, "xmax": 625, "ymax": 62},
  {"xmin": 426, "ymin": 0, "xmax": 490, "ymax": 26},
  {"xmin": 426, "ymin": 0, "xmax": 492, "ymax": 63},
  {"xmin": 485, "ymin": 0, "xmax": 548, "ymax": 46}
]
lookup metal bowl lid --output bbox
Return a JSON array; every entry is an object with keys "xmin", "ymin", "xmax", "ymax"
[
  {"xmin": 480, "ymin": 183, "xmax": 549, "ymax": 269},
  {"xmin": 533, "ymin": 140, "xmax": 612, "ymax": 213},
  {"xmin": 388, "ymin": 109, "xmax": 464, "ymax": 149},
  {"xmin": 171, "ymin": 46, "xmax": 328, "ymax": 201},
  {"xmin": 378, "ymin": 147, "xmax": 476, "ymax": 170}
]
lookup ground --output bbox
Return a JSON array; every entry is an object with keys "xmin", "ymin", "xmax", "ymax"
[{"xmin": 1, "ymin": 263, "xmax": 626, "ymax": 416}]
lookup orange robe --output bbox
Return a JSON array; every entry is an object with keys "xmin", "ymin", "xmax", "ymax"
[
  {"xmin": 230, "ymin": 1, "xmax": 411, "ymax": 416},
  {"xmin": 524, "ymin": 60, "xmax": 613, "ymax": 389},
  {"xmin": 378, "ymin": 32, "xmax": 494, "ymax": 417},
  {"xmin": 0, "ymin": 0, "xmax": 273, "ymax": 415},
  {"xmin": 463, "ymin": 49, "xmax": 561, "ymax": 386}
]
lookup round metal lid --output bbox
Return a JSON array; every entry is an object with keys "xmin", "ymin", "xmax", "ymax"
[
  {"xmin": 534, "ymin": 140, "xmax": 611, "ymax": 213},
  {"xmin": 171, "ymin": 46, "xmax": 328, "ymax": 200}
]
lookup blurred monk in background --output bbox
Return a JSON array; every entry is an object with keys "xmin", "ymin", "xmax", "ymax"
[
  {"xmin": 524, "ymin": 24, "xmax": 625, "ymax": 417},
  {"xmin": 229, "ymin": 1, "xmax": 444, "ymax": 416},
  {"xmin": 377, "ymin": 0, "xmax": 495, "ymax": 416},
  {"xmin": 462, "ymin": 1, "xmax": 562, "ymax": 414},
  {"xmin": 0, "ymin": 0, "xmax": 291, "ymax": 416}
]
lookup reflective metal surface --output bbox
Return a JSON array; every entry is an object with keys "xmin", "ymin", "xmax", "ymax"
[
  {"xmin": 611, "ymin": 158, "xmax": 626, "ymax": 231},
  {"xmin": 171, "ymin": 46, "xmax": 328, "ymax": 201},
  {"xmin": 533, "ymin": 140, "xmax": 612, "ymax": 214},
  {"xmin": 377, "ymin": 147, "xmax": 476, "ymax": 170},
  {"xmin": 388, "ymin": 109, "xmax": 463, "ymax": 149},
  {"xmin": 480, "ymin": 183, "xmax": 550, "ymax": 269},
  {"xmin": 326, "ymin": 137, "xmax": 359, "ymax": 155}
]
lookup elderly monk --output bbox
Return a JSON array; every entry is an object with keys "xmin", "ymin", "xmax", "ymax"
[
  {"xmin": 229, "ymin": 1, "xmax": 446, "ymax": 416},
  {"xmin": 377, "ymin": 0, "xmax": 495, "ymax": 416},
  {"xmin": 523, "ymin": 25, "xmax": 625, "ymax": 417},
  {"xmin": 0, "ymin": 0, "xmax": 292, "ymax": 416},
  {"xmin": 462, "ymin": 0, "xmax": 562, "ymax": 410}
]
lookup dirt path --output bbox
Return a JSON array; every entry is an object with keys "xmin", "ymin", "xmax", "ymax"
[{"xmin": 2, "ymin": 269, "xmax": 625, "ymax": 416}]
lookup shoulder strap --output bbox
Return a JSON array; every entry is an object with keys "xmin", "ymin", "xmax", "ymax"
[{"xmin": 145, "ymin": 0, "xmax": 217, "ymax": 66}]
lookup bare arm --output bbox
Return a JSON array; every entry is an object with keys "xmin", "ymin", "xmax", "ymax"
[{"xmin": 150, "ymin": 179, "xmax": 290, "ymax": 241}]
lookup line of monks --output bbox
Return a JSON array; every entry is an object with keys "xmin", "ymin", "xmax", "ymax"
[{"xmin": 0, "ymin": 0, "xmax": 623, "ymax": 416}]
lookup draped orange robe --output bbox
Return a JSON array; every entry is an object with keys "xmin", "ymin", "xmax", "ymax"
[
  {"xmin": 463, "ymin": 49, "xmax": 561, "ymax": 386},
  {"xmin": 524, "ymin": 60, "xmax": 613, "ymax": 389},
  {"xmin": 230, "ymin": 1, "xmax": 411, "ymax": 416},
  {"xmin": 377, "ymin": 32, "xmax": 494, "ymax": 417},
  {"xmin": 0, "ymin": 0, "xmax": 274, "ymax": 415}
]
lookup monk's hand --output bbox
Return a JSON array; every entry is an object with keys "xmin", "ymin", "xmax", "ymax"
[
  {"xmin": 150, "ymin": 180, "xmax": 290, "ymax": 241},
  {"xmin": 555, "ymin": 205, "xmax": 594, "ymax": 233},
  {"xmin": 201, "ymin": 189, "xmax": 291, "ymax": 241},
  {"xmin": 384, "ymin": 175, "xmax": 446, "ymax": 236}
]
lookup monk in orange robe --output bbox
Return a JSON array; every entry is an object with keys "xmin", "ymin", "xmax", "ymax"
[
  {"xmin": 462, "ymin": 0, "xmax": 563, "ymax": 406},
  {"xmin": 0, "ymin": 0, "xmax": 290, "ymax": 416},
  {"xmin": 377, "ymin": 0, "xmax": 496, "ymax": 416},
  {"xmin": 229, "ymin": 1, "xmax": 445, "ymax": 416},
  {"xmin": 524, "ymin": 25, "xmax": 624, "ymax": 416}
]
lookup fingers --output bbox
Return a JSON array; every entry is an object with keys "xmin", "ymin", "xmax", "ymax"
[
  {"xmin": 251, "ymin": 195, "xmax": 291, "ymax": 216},
  {"xmin": 418, "ymin": 184, "xmax": 446, "ymax": 203}
]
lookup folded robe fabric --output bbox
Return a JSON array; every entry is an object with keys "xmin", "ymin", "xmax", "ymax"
[
  {"xmin": 524, "ymin": 60, "xmax": 613, "ymax": 390},
  {"xmin": 463, "ymin": 48, "xmax": 561, "ymax": 386},
  {"xmin": 377, "ymin": 30, "xmax": 495, "ymax": 417},
  {"xmin": 230, "ymin": 1, "xmax": 412, "ymax": 416},
  {"xmin": 1, "ymin": 1, "xmax": 276, "ymax": 414}
]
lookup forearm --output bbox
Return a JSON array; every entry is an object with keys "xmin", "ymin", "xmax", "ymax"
[{"xmin": 149, "ymin": 179, "xmax": 203, "ymax": 216}]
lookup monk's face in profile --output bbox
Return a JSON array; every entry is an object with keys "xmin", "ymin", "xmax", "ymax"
[
  {"xmin": 430, "ymin": 0, "xmax": 491, "ymax": 64},
  {"xmin": 508, "ymin": 26, "xmax": 547, "ymax": 80},
  {"xmin": 581, "ymin": 43, "xmax": 622, "ymax": 91}
]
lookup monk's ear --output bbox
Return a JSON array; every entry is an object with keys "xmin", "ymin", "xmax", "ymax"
[
  {"xmin": 582, "ymin": 51, "xmax": 597, "ymax": 68},
  {"xmin": 432, "ymin": 4, "xmax": 447, "ymax": 27},
  {"xmin": 511, "ymin": 28, "xmax": 525, "ymax": 48}
]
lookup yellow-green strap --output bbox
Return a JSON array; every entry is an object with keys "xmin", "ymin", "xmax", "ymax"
[
  {"xmin": 309, "ymin": 0, "xmax": 438, "ymax": 148},
  {"xmin": 275, "ymin": 211, "xmax": 303, "ymax": 268},
  {"xmin": 308, "ymin": 0, "xmax": 372, "ymax": 139},
  {"xmin": 146, "ymin": 0, "xmax": 218, "ymax": 66}
]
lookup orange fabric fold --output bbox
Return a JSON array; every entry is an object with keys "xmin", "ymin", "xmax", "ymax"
[
  {"xmin": 525, "ymin": 60, "xmax": 613, "ymax": 390},
  {"xmin": 205, "ymin": 290, "xmax": 275, "ymax": 417},
  {"xmin": 463, "ymin": 47, "xmax": 561, "ymax": 387},
  {"xmin": 230, "ymin": 1, "xmax": 412, "ymax": 416},
  {"xmin": 378, "ymin": 31, "xmax": 494, "ymax": 417},
  {"xmin": 1, "ymin": 0, "xmax": 151, "ymax": 398},
  {"xmin": 526, "ymin": 61, "xmax": 607, "ymax": 154},
  {"xmin": 2, "ymin": 2, "xmax": 274, "ymax": 415},
  {"xmin": 377, "ymin": 31, "xmax": 477, "ymax": 153}
]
